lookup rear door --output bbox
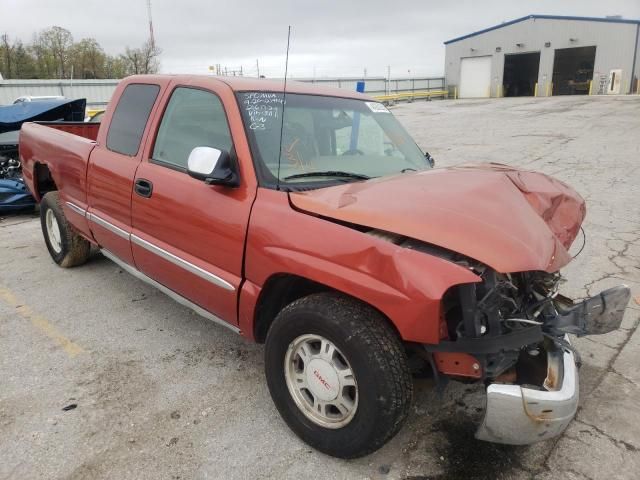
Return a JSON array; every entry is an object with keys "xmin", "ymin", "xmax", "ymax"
[
  {"xmin": 86, "ymin": 82, "xmax": 164, "ymax": 264},
  {"xmin": 130, "ymin": 79, "xmax": 256, "ymax": 325}
]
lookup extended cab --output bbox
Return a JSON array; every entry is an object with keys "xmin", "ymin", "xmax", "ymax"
[{"xmin": 20, "ymin": 75, "xmax": 631, "ymax": 458}]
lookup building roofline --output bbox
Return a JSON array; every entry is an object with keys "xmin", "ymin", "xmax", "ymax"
[{"xmin": 444, "ymin": 14, "xmax": 640, "ymax": 45}]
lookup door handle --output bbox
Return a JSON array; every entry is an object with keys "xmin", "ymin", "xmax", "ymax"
[{"xmin": 134, "ymin": 178, "xmax": 153, "ymax": 198}]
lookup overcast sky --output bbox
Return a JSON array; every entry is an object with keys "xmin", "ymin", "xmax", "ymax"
[{"xmin": 2, "ymin": 0, "xmax": 639, "ymax": 78}]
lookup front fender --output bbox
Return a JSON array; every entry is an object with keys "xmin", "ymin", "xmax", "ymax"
[{"xmin": 244, "ymin": 189, "xmax": 480, "ymax": 344}]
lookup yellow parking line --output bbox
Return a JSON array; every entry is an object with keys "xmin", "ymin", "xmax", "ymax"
[{"xmin": 0, "ymin": 286, "xmax": 85, "ymax": 358}]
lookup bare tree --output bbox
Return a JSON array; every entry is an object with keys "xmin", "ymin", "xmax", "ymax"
[
  {"xmin": 121, "ymin": 40, "xmax": 161, "ymax": 75},
  {"xmin": 1, "ymin": 34, "xmax": 15, "ymax": 79},
  {"xmin": 70, "ymin": 38, "xmax": 106, "ymax": 79},
  {"xmin": 104, "ymin": 55, "xmax": 128, "ymax": 78},
  {"xmin": 1, "ymin": 28, "xmax": 162, "ymax": 79},
  {"xmin": 39, "ymin": 26, "xmax": 74, "ymax": 78},
  {"xmin": 30, "ymin": 32, "xmax": 54, "ymax": 78},
  {"xmin": 13, "ymin": 41, "xmax": 37, "ymax": 78}
]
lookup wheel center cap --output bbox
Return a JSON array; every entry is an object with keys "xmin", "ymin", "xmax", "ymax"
[{"xmin": 306, "ymin": 358, "xmax": 339, "ymax": 401}]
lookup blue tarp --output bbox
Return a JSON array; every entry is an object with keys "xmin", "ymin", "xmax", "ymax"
[
  {"xmin": 0, "ymin": 178, "xmax": 35, "ymax": 212},
  {"xmin": 0, "ymin": 98, "xmax": 86, "ymax": 134}
]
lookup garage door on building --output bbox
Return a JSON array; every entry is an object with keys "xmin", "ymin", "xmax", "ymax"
[{"xmin": 459, "ymin": 56, "xmax": 492, "ymax": 98}]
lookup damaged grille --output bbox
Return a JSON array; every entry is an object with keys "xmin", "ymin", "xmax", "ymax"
[
  {"xmin": 443, "ymin": 269, "xmax": 562, "ymax": 340},
  {"xmin": 368, "ymin": 229, "xmax": 628, "ymax": 381},
  {"xmin": 439, "ymin": 267, "xmax": 563, "ymax": 378},
  {"xmin": 397, "ymin": 235, "xmax": 560, "ymax": 378}
]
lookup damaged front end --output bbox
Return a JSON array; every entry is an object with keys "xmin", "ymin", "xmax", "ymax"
[
  {"xmin": 289, "ymin": 160, "xmax": 629, "ymax": 444},
  {"xmin": 425, "ymin": 263, "xmax": 630, "ymax": 444}
]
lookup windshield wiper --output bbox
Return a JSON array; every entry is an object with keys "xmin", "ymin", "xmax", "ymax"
[{"xmin": 283, "ymin": 171, "xmax": 371, "ymax": 181}]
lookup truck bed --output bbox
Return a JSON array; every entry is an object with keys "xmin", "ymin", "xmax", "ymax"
[
  {"xmin": 20, "ymin": 122, "xmax": 97, "ymax": 206},
  {"xmin": 36, "ymin": 121, "xmax": 100, "ymax": 141}
]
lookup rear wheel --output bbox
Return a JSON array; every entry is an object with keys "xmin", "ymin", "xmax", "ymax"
[
  {"xmin": 40, "ymin": 192, "xmax": 91, "ymax": 267},
  {"xmin": 265, "ymin": 293, "xmax": 413, "ymax": 458}
]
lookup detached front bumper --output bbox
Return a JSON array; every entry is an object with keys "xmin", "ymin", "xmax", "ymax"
[
  {"xmin": 476, "ymin": 337, "xmax": 578, "ymax": 444},
  {"xmin": 475, "ymin": 285, "xmax": 631, "ymax": 444}
]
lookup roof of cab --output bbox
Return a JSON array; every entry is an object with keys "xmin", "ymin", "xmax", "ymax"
[{"xmin": 125, "ymin": 74, "xmax": 372, "ymax": 101}]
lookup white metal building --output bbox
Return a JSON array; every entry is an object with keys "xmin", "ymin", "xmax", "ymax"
[{"xmin": 444, "ymin": 15, "xmax": 640, "ymax": 98}]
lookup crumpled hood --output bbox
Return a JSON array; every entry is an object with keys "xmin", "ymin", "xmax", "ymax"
[{"xmin": 289, "ymin": 163, "xmax": 586, "ymax": 273}]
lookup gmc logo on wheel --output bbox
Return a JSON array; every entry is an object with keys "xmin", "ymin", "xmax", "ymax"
[{"xmin": 313, "ymin": 370, "xmax": 331, "ymax": 390}]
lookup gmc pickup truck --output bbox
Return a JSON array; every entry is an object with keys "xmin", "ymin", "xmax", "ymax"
[{"xmin": 20, "ymin": 75, "xmax": 630, "ymax": 459}]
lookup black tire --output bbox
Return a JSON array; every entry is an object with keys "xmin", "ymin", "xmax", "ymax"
[
  {"xmin": 40, "ymin": 191, "xmax": 91, "ymax": 268},
  {"xmin": 265, "ymin": 293, "xmax": 413, "ymax": 458}
]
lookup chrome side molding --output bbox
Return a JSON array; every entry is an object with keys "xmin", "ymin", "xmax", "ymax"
[
  {"xmin": 131, "ymin": 234, "xmax": 235, "ymax": 292},
  {"xmin": 78, "ymin": 206, "xmax": 235, "ymax": 292},
  {"xmin": 88, "ymin": 212, "xmax": 130, "ymax": 240},
  {"xmin": 65, "ymin": 201, "xmax": 87, "ymax": 217},
  {"xmin": 101, "ymin": 249, "xmax": 241, "ymax": 334}
]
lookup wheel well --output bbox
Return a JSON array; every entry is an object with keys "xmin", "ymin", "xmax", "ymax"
[
  {"xmin": 253, "ymin": 274, "xmax": 403, "ymax": 344},
  {"xmin": 34, "ymin": 163, "xmax": 57, "ymax": 199},
  {"xmin": 254, "ymin": 274, "xmax": 330, "ymax": 343}
]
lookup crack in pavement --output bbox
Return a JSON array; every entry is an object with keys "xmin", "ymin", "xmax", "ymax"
[{"xmin": 573, "ymin": 419, "xmax": 639, "ymax": 452}]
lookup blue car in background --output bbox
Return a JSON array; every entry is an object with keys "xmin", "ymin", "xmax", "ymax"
[{"xmin": 0, "ymin": 98, "xmax": 86, "ymax": 213}]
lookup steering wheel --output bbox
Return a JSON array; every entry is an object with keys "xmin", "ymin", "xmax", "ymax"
[{"xmin": 341, "ymin": 149, "xmax": 365, "ymax": 156}]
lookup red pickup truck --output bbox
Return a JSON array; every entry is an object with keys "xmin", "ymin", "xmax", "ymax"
[{"xmin": 20, "ymin": 75, "xmax": 630, "ymax": 458}]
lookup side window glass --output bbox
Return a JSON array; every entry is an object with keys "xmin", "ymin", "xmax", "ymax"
[
  {"xmin": 152, "ymin": 88, "xmax": 233, "ymax": 169},
  {"xmin": 106, "ymin": 84, "xmax": 160, "ymax": 156}
]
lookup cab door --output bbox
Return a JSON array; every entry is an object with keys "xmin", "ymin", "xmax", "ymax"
[
  {"xmin": 130, "ymin": 80, "xmax": 256, "ymax": 326},
  {"xmin": 86, "ymin": 82, "xmax": 163, "ymax": 265}
]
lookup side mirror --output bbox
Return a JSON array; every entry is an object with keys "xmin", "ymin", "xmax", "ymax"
[
  {"xmin": 425, "ymin": 152, "xmax": 435, "ymax": 167},
  {"xmin": 187, "ymin": 146, "xmax": 239, "ymax": 187}
]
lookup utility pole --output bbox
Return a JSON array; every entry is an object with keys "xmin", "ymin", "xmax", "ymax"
[
  {"xmin": 363, "ymin": 67, "xmax": 367, "ymax": 78},
  {"xmin": 147, "ymin": 0, "xmax": 156, "ymax": 50},
  {"xmin": 256, "ymin": 59, "xmax": 260, "ymax": 77}
]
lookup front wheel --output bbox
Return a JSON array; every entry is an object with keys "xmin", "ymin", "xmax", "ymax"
[{"xmin": 265, "ymin": 293, "xmax": 413, "ymax": 458}]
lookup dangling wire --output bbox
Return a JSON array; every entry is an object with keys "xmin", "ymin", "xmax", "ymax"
[{"xmin": 572, "ymin": 226, "xmax": 587, "ymax": 259}]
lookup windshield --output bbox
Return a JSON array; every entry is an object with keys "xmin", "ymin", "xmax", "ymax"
[{"xmin": 237, "ymin": 92, "xmax": 429, "ymax": 189}]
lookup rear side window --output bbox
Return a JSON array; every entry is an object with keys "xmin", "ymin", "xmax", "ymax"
[
  {"xmin": 152, "ymin": 87, "xmax": 233, "ymax": 169},
  {"xmin": 106, "ymin": 84, "xmax": 160, "ymax": 156}
]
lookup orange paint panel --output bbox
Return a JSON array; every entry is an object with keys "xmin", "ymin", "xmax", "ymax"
[
  {"xmin": 434, "ymin": 352, "xmax": 483, "ymax": 379},
  {"xmin": 245, "ymin": 188, "xmax": 481, "ymax": 344},
  {"xmin": 290, "ymin": 163, "xmax": 585, "ymax": 273}
]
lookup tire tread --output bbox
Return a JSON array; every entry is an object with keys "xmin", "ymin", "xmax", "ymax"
[
  {"xmin": 266, "ymin": 292, "xmax": 413, "ymax": 458},
  {"xmin": 40, "ymin": 192, "xmax": 91, "ymax": 268}
]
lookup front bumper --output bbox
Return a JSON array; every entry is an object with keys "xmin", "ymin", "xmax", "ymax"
[
  {"xmin": 551, "ymin": 285, "xmax": 630, "ymax": 336},
  {"xmin": 475, "ymin": 337, "xmax": 578, "ymax": 444}
]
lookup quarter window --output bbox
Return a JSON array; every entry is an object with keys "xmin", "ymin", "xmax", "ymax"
[
  {"xmin": 152, "ymin": 87, "xmax": 233, "ymax": 169},
  {"xmin": 106, "ymin": 84, "xmax": 160, "ymax": 156}
]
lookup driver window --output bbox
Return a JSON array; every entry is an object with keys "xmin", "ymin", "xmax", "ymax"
[{"xmin": 152, "ymin": 87, "xmax": 232, "ymax": 169}]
